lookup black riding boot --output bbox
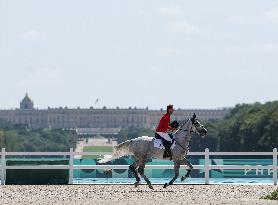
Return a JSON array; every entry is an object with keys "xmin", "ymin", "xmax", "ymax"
[{"xmin": 163, "ymin": 141, "xmax": 172, "ymax": 160}]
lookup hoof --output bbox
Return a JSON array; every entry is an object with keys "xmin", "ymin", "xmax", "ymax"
[
  {"xmin": 134, "ymin": 181, "xmax": 140, "ymax": 188},
  {"xmin": 181, "ymin": 176, "xmax": 185, "ymax": 182},
  {"xmin": 148, "ymin": 184, "xmax": 154, "ymax": 190},
  {"xmin": 163, "ymin": 183, "xmax": 168, "ymax": 188}
]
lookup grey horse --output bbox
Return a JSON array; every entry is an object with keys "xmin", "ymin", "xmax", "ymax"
[{"xmin": 98, "ymin": 113, "xmax": 207, "ymax": 189}]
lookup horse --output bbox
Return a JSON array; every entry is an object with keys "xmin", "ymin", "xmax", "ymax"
[{"xmin": 98, "ymin": 113, "xmax": 207, "ymax": 189}]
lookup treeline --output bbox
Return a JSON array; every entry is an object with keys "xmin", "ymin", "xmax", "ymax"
[
  {"xmin": 0, "ymin": 120, "xmax": 77, "ymax": 151},
  {"xmin": 117, "ymin": 101, "xmax": 278, "ymax": 152},
  {"xmin": 192, "ymin": 101, "xmax": 278, "ymax": 151},
  {"xmin": 218, "ymin": 101, "xmax": 278, "ymax": 151}
]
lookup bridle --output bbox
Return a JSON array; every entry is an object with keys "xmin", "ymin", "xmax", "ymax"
[
  {"xmin": 174, "ymin": 118, "xmax": 206, "ymax": 151},
  {"xmin": 178, "ymin": 118, "xmax": 196, "ymax": 134},
  {"xmin": 174, "ymin": 118, "xmax": 195, "ymax": 151}
]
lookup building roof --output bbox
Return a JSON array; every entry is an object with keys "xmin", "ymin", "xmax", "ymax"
[
  {"xmin": 20, "ymin": 93, "xmax": 34, "ymax": 109},
  {"xmin": 21, "ymin": 93, "xmax": 33, "ymax": 103}
]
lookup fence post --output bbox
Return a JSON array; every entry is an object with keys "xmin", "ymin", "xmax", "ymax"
[
  {"xmin": 68, "ymin": 148, "xmax": 74, "ymax": 184},
  {"xmin": 1, "ymin": 148, "xmax": 6, "ymax": 185},
  {"xmin": 273, "ymin": 148, "xmax": 277, "ymax": 185},
  {"xmin": 205, "ymin": 148, "xmax": 209, "ymax": 185}
]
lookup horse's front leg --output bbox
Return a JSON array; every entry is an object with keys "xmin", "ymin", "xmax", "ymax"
[
  {"xmin": 163, "ymin": 161, "xmax": 180, "ymax": 188},
  {"xmin": 129, "ymin": 161, "xmax": 140, "ymax": 187},
  {"xmin": 138, "ymin": 162, "xmax": 153, "ymax": 190},
  {"xmin": 181, "ymin": 158, "xmax": 193, "ymax": 182}
]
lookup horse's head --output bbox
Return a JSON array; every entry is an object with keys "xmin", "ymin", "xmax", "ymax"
[
  {"xmin": 178, "ymin": 113, "xmax": 207, "ymax": 137},
  {"xmin": 190, "ymin": 113, "xmax": 207, "ymax": 136}
]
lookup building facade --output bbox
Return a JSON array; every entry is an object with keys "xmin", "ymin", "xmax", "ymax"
[{"xmin": 0, "ymin": 94, "xmax": 230, "ymax": 130}]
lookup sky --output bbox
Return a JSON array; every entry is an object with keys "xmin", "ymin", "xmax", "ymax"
[{"xmin": 0, "ymin": 0, "xmax": 278, "ymax": 110}]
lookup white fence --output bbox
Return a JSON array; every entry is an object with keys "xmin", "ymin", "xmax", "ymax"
[{"xmin": 0, "ymin": 148, "xmax": 277, "ymax": 185}]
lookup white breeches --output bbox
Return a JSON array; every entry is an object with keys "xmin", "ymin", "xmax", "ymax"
[{"xmin": 156, "ymin": 132, "xmax": 172, "ymax": 142}]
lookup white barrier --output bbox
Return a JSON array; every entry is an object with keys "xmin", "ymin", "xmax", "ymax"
[{"xmin": 0, "ymin": 148, "xmax": 277, "ymax": 185}]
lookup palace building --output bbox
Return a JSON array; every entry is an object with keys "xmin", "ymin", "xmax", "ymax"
[{"xmin": 0, "ymin": 94, "xmax": 230, "ymax": 130}]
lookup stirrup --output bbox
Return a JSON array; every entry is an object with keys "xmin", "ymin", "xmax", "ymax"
[
  {"xmin": 163, "ymin": 150, "xmax": 172, "ymax": 159},
  {"xmin": 163, "ymin": 153, "xmax": 172, "ymax": 160}
]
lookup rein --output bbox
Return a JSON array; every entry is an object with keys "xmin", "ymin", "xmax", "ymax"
[
  {"xmin": 175, "ymin": 139, "xmax": 188, "ymax": 151},
  {"xmin": 174, "ymin": 118, "xmax": 192, "ymax": 151}
]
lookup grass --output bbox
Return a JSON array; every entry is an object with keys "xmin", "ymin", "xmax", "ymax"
[
  {"xmin": 261, "ymin": 189, "xmax": 278, "ymax": 200},
  {"xmin": 83, "ymin": 146, "xmax": 113, "ymax": 152},
  {"xmin": 82, "ymin": 146, "xmax": 113, "ymax": 159}
]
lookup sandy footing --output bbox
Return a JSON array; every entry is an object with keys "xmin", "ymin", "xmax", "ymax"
[{"xmin": 0, "ymin": 184, "xmax": 277, "ymax": 205}]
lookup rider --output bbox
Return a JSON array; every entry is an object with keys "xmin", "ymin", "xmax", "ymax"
[{"xmin": 155, "ymin": 104, "xmax": 178, "ymax": 159}]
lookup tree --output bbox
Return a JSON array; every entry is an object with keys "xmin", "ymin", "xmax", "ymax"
[
  {"xmin": 0, "ymin": 119, "xmax": 77, "ymax": 151},
  {"xmin": 218, "ymin": 101, "xmax": 278, "ymax": 151}
]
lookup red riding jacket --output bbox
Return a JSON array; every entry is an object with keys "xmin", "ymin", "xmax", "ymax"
[{"xmin": 156, "ymin": 112, "xmax": 171, "ymax": 133}]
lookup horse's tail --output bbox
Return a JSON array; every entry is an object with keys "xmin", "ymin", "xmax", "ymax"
[{"xmin": 98, "ymin": 140, "xmax": 132, "ymax": 163}]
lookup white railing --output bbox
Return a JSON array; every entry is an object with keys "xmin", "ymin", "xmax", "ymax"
[{"xmin": 0, "ymin": 148, "xmax": 277, "ymax": 185}]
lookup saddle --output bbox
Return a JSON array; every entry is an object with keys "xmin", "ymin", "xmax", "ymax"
[{"xmin": 154, "ymin": 133, "xmax": 175, "ymax": 159}]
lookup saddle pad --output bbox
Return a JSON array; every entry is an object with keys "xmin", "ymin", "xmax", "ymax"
[{"xmin": 153, "ymin": 139, "xmax": 176, "ymax": 150}]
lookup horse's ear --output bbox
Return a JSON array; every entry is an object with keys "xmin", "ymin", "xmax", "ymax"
[
  {"xmin": 191, "ymin": 113, "xmax": 196, "ymax": 122},
  {"xmin": 193, "ymin": 113, "xmax": 196, "ymax": 119}
]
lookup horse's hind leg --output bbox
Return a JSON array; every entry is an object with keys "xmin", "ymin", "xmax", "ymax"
[
  {"xmin": 181, "ymin": 159, "xmax": 193, "ymax": 182},
  {"xmin": 164, "ymin": 161, "xmax": 180, "ymax": 188},
  {"xmin": 129, "ymin": 161, "xmax": 140, "ymax": 187},
  {"xmin": 138, "ymin": 163, "xmax": 153, "ymax": 190}
]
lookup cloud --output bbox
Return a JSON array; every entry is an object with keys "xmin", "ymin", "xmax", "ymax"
[
  {"xmin": 157, "ymin": 7, "xmax": 183, "ymax": 16},
  {"xmin": 225, "ymin": 44, "xmax": 278, "ymax": 53},
  {"xmin": 264, "ymin": 6, "xmax": 278, "ymax": 21},
  {"xmin": 225, "ymin": 14, "xmax": 264, "ymax": 25},
  {"xmin": 227, "ymin": 7, "xmax": 278, "ymax": 25},
  {"xmin": 19, "ymin": 30, "xmax": 47, "ymax": 41},
  {"xmin": 138, "ymin": 9, "xmax": 146, "ymax": 16},
  {"xmin": 158, "ymin": 47, "xmax": 181, "ymax": 56},
  {"xmin": 31, "ymin": 67, "xmax": 60, "ymax": 80},
  {"xmin": 215, "ymin": 32, "xmax": 241, "ymax": 41},
  {"xmin": 166, "ymin": 21, "xmax": 200, "ymax": 34},
  {"xmin": 149, "ymin": 65, "xmax": 161, "ymax": 73},
  {"xmin": 256, "ymin": 44, "xmax": 278, "ymax": 52},
  {"xmin": 226, "ymin": 15, "xmax": 249, "ymax": 24},
  {"xmin": 18, "ymin": 65, "xmax": 61, "ymax": 87},
  {"xmin": 227, "ymin": 68, "xmax": 271, "ymax": 82}
]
